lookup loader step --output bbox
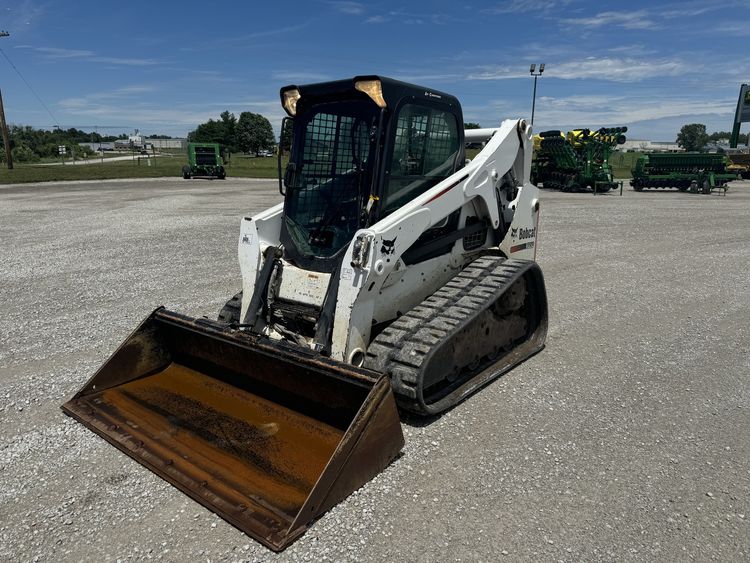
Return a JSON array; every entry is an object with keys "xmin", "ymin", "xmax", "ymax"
[{"xmin": 365, "ymin": 256, "xmax": 547, "ymax": 415}]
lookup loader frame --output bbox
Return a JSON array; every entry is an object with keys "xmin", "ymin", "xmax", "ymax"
[{"xmin": 239, "ymin": 115, "xmax": 540, "ymax": 365}]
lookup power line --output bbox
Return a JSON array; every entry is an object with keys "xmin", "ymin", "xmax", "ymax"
[{"xmin": 0, "ymin": 45, "xmax": 60, "ymax": 127}]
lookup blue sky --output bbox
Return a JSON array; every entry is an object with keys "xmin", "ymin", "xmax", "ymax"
[{"xmin": 1, "ymin": 0, "xmax": 749, "ymax": 141}]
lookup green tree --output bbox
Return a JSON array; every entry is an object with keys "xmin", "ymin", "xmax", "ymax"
[
  {"xmin": 2, "ymin": 124, "xmax": 126, "ymax": 160},
  {"xmin": 38, "ymin": 142, "xmax": 60, "ymax": 158},
  {"xmin": 76, "ymin": 143, "xmax": 96, "ymax": 157},
  {"xmin": 677, "ymin": 123, "xmax": 709, "ymax": 152},
  {"xmin": 237, "ymin": 112, "xmax": 276, "ymax": 155},
  {"xmin": 11, "ymin": 142, "xmax": 40, "ymax": 163},
  {"xmin": 188, "ymin": 111, "xmax": 240, "ymax": 151},
  {"xmin": 220, "ymin": 111, "xmax": 237, "ymax": 151},
  {"xmin": 707, "ymin": 130, "xmax": 748, "ymax": 145},
  {"xmin": 279, "ymin": 119, "xmax": 293, "ymax": 154},
  {"xmin": 188, "ymin": 119, "xmax": 226, "ymax": 145}
]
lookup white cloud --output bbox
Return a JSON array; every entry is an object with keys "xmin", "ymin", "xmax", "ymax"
[
  {"xmin": 482, "ymin": 0, "xmax": 572, "ymax": 15},
  {"xmin": 271, "ymin": 71, "xmax": 332, "ymax": 83},
  {"xmin": 362, "ymin": 10, "xmax": 453, "ymax": 25},
  {"xmin": 464, "ymin": 57, "xmax": 687, "ymax": 83},
  {"xmin": 466, "ymin": 67, "xmax": 530, "ymax": 80},
  {"xmin": 365, "ymin": 15, "xmax": 388, "ymax": 24},
  {"xmin": 551, "ymin": 97, "xmax": 733, "ymax": 125},
  {"xmin": 16, "ymin": 46, "xmax": 161, "ymax": 66},
  {"xmin": 3, "ymin": 0, "xmax": 44, "ymax": 33},
  {"xmin": 712, "ymin": 22, "xmax": 750, "ymax": 37},
  {"xmin": 57, "ymin": 102, "xmax": 217, "ymax": 127},
  {"xmin": 216, "ymin": 23, "xmax": 311, "ymax": 44},
  {"xmin": 324, "ymin": 1, "xmax": 365, "ymax": 15},
  {"xmin": 58, "ymin": 86, "xmax": 159, "ymax": 110},
  {"xmin": 157, "ymin": 68, "xmax": 239, "ymax": 84},
  {"xmin": 390, "ymin": 72, "xmax": 465, "ymax": 83},
  {"xmin": 607, "ymin": 44, "xmax": 658, "ymax": 57},
  {"xmin": 203, "ymin": 100, "xmax": 281, "ymax": 112},
  {"xmin": 660, "ymin": 0, "xmax": 748, "ymax": 18},
  {"xmin": 478, "ymin": 94, "xmax": 735, "ymax": 130},
  {"xmin": 99, "ymin": 85, "xmax": 158, "ymax": 97},
  {"xmin": 561, "ymin": 10, "xmax": 656, "ymax": 30},
  {"xmin": 548, "ymin": 57, "xmax": 687, "ymax": 82},
  {"xmin": 56, "ymin": 89, "xmax": 289, "ymax": 136},
  {"xmin": 661, "ymin": 7, "xmax": 714, "ymax": 18},
  {"xmin": 20, "ymin": 46, "xmax": 89, "ymax": 58}
]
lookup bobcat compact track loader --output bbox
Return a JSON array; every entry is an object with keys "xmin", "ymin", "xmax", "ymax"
[{"xmin": 63, "ymin": 76, "xmax": 548, "ymax": 551}]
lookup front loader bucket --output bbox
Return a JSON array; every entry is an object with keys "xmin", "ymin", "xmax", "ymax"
[{"xmin": 62, "ymin": 309, "xmax": 404, "ymax": 551}]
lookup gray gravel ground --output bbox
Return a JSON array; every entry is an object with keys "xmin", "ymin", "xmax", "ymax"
[{"xmin": 1, "ymin": 177, "xmax": 748, "ymax": 562}]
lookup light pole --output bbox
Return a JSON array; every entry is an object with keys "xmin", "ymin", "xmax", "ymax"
[{"xmin": 530, "ymin": 63, "xmax": 545, "ymax": 126}]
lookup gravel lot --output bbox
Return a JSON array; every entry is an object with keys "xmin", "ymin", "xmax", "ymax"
[{"xmin": 1, "ymin": 177, "xmax": 748, "ymax": 562}]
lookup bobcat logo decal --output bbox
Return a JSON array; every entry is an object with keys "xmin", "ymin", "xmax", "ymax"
[
  {"xmin": 511, "ymin": 227, "xmax": 536, "ymax": 239},
  {"xmin": 380, "ymin": 237, "xmax": 397, "ymax": 255}
]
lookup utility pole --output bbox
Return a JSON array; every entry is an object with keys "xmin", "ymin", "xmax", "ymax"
[{"xmin": 0, "ymin": 31, "xmax": 13, "ymax": 170}]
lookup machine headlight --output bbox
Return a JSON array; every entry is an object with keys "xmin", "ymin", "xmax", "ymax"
[
  {"xmin": 355, "ymin": 80, "xmax": 386, "ymax": 108},
  {"xmin": 281, "ymin": 88, "xmax": 301, "ymax": 116}
]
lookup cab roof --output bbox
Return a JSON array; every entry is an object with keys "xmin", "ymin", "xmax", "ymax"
[{"xmin": 280, "ymin": 75, "xmax": 462, "ymax": 116}]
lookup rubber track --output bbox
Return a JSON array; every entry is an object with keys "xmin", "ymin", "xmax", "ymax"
[
  {"xmin": 218, "ymin": 291, "xmax": 242, "ymax": 324},
  {"xmin": 365, "ymin": 255, "xmax": 541, "ymax": 415}
]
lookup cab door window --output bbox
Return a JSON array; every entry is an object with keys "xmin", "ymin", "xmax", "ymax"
[{"xmin": 382, "ymin": 104, "xmax": 460, "ymax": 215}]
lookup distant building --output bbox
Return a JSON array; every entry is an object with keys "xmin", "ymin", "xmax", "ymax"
[
  {"xmin": 706, "ymin": 142, "xmax": 748, "ymax": 153},
  {"xmin": 620, "ymin": 139, "xmax": 748, "ymax": 154},
  {"xmin": 619, "ymin": 139, "xmax": 682, "ymax": 152},
  {"xmin": 148, "ymin": 138, "xmax": 187, "ymax": 150},
  {"xmin": 80, "ymin": 142, "xmax": 115, "ymax": 151},
  {"xmin": 128, "ymin": 133, "xmax": 143, "ymax": 147},
  {"xmin": 110, "ymin": 130, "xmax": 187, "ymax": 150},
  {"xmin": 81, "ymin": 138, "xmax": 187, "ymax": 151}
]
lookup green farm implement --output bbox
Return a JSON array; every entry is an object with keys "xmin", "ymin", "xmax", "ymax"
[
  {"xmin": 630, "ymin": 153, "xmax": 737, "ymax": 194},
  {"xmin": 531, "ymin": 127, "xmax": 627, "ymax": 193},
  {"xmin": 183, "ymin": 143, "xmax": 226, "ymax": 180},
  {"xmin": 727, "ymin": 153, "xmax": 750, "ymax": 179}
]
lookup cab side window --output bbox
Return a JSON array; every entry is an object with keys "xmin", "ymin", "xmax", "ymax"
[{"xmin": 382, "ymin": 104, "xmax": 460, "ymax": 215}]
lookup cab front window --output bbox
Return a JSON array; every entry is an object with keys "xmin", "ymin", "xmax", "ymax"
[{"xmin": 283, "ymin": 101, "xmax": 378, "ymax": 259}]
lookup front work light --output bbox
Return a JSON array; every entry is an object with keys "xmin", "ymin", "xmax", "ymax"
[
  {"xmin": 282, "ymin": 88, "xmax": 301, "ymax": 116},
  {"xmin": 355, "ymin": 80, "xmax": 387, "ymax": 108}
]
